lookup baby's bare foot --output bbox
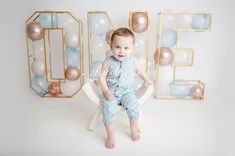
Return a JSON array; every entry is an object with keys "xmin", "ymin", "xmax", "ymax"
[
  {"xmin": 130, "ymin": 120, "xmax": 140, "ymax": 141},
  {"xmin": 105, "ymin": 136, "xmax": 115, "ymax": 149}
]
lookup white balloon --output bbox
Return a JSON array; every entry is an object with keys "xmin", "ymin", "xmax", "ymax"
[
  {"xmin": 91, "ymin": 36, "xmax": 108, "ymax": 54},
  {"xmin": 33, "ymin": 40, "xmax": 44, "ymax": 59},
  {"xmin": 31, "ymin": 59, "xmax": 45, "ymax": 76},
  {"xmin": 135, "ymin": 53, "xmax": 146, "ymax": 67},
  {"xmin": 58, "ymin": 14, "xmax": 78, "ymax": 33},
  {"xmin": 134, "ymin": 36, "xmax": 145, "ymax": 54},
  {"xmin": 64, "ymin": 32, "xmax": 79, "ymax": 48},
  {"xmin": 162, "ymin": 14, "xmax": 178, "ymax": 29},
  {"xmin": 178, "ymin": 14, "xmax": 192, "ymax": 29},
  {"xmin": 61, "ymin": 80, "xmax": 79, "ymax": 95}
]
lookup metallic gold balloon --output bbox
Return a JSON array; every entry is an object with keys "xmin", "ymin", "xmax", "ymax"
[
  {"xmin": 131, "ymin": 12, "xmax": 148, "ymax": 33},
  {"xmin": 26, "ymin": 21, "xmax": 43, "ymax": 41},
  {"xmin": 105, "ymin": 29, "xmax": 114, "ymax": 45},
  {"xmin": 191, "ymin": 85, "xmax": 203, "ymax": 99},
  {"xmin": 65, "ymin": 67, "xmax": 80, "ymax": 81},
  {"xmin": 48, "ymin": 82, "xmax": 62, "ymax": 96},
  {"xmin": 154, "ymin": 47, "xmax": 174, "ymax": 66}
]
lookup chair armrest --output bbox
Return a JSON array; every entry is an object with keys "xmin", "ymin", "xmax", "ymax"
[
  {"xmin": 136, "ymin": 85, "xmax": 153, "ymax": 105},
  {"xmin": 82, "ymin": 79, "xmax": 102, "ymax": 106}
]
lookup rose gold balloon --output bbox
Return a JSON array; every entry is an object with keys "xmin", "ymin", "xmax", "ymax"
[
  {"xmin": 131, "ymin": 12, "xmax": 148, "ymax": 33},
  {"xmin": 65, "ymin": 67, "xmax": 80, "ymax": 81},
  {"xmin": 48, "ymin": 82, "xmax": 62, "ymax": 96},
  {"xmin": 191, "ymin": 85, "xmax": 203, "ymax": 99},
  {"xmin": 26, "ymin": 21, "xmax": 43, "ymax": 41},
  {"xmin": 105, "ymin": 29, "xmax": 114, "ymax": 45},
  {"xmin": 154, "ymin": 47, "xmax": 174, "ymax": 66}
]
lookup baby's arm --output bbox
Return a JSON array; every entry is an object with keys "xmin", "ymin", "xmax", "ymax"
[
  {"xmin": 99, "ymin": 60, "xmax": 114, "ymax": 100},
  {"xmin": 135, "ymin": 59, "xmax": 153, "ymax": 86}
]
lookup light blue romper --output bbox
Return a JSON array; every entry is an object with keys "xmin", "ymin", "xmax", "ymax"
[{"xmin": 100, "ymin": 55, "xmax": 139, "ymax": 126}]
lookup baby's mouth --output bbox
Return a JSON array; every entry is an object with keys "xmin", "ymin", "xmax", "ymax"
[{"xmin": 118, "ymin": 54, "xmax": 124, "ymax": 57}]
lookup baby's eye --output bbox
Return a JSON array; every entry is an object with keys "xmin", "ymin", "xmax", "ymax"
[
  {"xmin": 115, "ymin": 46, "xmax": 121, "ymax": 49},
  {"xmin": 124, "ymin": 47, "xmax": 129, "ymax": 50}
]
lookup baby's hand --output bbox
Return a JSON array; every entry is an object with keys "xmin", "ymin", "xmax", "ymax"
[
  {"xmin": 145, "ymin": 79, "xmax": 153, "ymax": 86},
  {"xmin": 104, "ymin": 90, "xmax": 114, "ymax": 101}
]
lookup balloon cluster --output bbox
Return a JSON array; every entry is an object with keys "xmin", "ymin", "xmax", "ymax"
[
  {"xmin": 170, "ymin": 79, "xmax": 204, "ymax": 99},
  {"xmin": 89, "ymin": 12, "xmax": 114, "ymax": 79},
  {"xmin": 26, "ymin": 12, "xmax": 81, "ymax": 97}
]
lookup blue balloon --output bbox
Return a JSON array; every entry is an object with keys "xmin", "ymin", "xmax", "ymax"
[
  {"xmin": 32, "ymin": 76, "xmax": 48, "ymax": 95},
  {"xmin": 170, "ymin": 79, "xmax": 191, "ymax": 98},
  {"xmin": 91, "ymin": 60, "xmax": 103, "ymax": 79},
  {"xmin": 160, "ymin": 29, "xmax": 177, "ymax": 47},
  {"xmin": 90, "ymin": 14, "xmax": 112, "ymax": 36},
  {"xmin": 191, "ymin": 14, "xmax": 210, "ymax": 30},
  {"xmin": 66, "ymin": 48, "xmax": 80, "ymax": 67},
  {"xmin": 39, "ymin": 13, "xmax": 59, "ymax": 28}
]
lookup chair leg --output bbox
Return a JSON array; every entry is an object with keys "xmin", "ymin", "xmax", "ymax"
[
  {"xmin": 88, "ymin": 105, "xmax": 102, "ymax": 131},
  {"xmin": 138, "ymin": 110, "xmax": 144, "ymax": 133}
]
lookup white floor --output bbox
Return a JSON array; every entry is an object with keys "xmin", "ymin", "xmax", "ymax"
[{"xmin": 0, "ymin": 88, "xmax": 234, "ymax": 156}]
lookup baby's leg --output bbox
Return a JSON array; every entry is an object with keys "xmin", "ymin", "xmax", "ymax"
[
  {"xmin": 121, "ymin": 93, "xmax": 140, "ymax": 141},
  {"xmin": 100, "ymin": 96, "xmax": 118, "ymax": 148},
  {"xmin": 130, "ymin": 119, "xmax": 140, "ymax": 141},
  {"xmin": 105, "ymin": 125, "xmax": 115, "ymax": 148}
]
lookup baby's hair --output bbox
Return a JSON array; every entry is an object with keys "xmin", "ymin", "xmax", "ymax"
[{"xmin": 111, "ymin": 28, "xmax": 135, "ymax": 44}]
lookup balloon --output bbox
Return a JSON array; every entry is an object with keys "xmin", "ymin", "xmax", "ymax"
[
  {"xmin": 33, "ymin": 40, "xmax": 44, "ymax": 59},
  {"xmin": 48, "ymin": 82, "xmax": 62, "ymax": 96},
  {"xmin": 91, "ymin": 60, "xmax": 103, "ymax": 80},
  {"xmin": 191, "ymin": 14, "xmax": 210, "ymax": 30},
  {"xmin": 135, "ymin": 53, "xmax": 146, "ymax": 67},
  {"xmin": 105, "ymin": 29, "xmax": 114, "ymax": 45},
  {"xmin": 162, "ymin": 14, "xmax": 178, "ymax": 29},
  {"xmin": 160, "ymin": 29, "xmax": 177, "ymax": 47},
  {"xmin": 61, "ymin": 80, "xmax": 79, "ymax": 95},
  {"xmin": 31, "ymin": 59, "xmax": 45, "ymax": 76},
  {"xmin": 131, "ymin": 12, "xmax": 148, "ymax": 33},
  {"xmin": 32, "ymin": 76, "xmax": 48, "ymax": 94},
  {"xmin": 170, "ymin": 79, "xmax": 191, "ymax": 98},
  {"xmin": 191, "ymin": 85, "xmax": 203, "ymax": 99},
  {"xmin": 91, "ymin": 36, "xmax": 108, "ymax": 54},
  {"xmin": 26, "ymin": 21, "xmax": 43, "ymax": 41},
  {"xmin": 134, "ymin": 35, "xmax": 145, "ymax": 54},
  {"xmin": 58, "ymin": 14, "xmax": 78, "ymax": 33},
  {"xmin": 178, "ymin": 14, "xmax": 192, "ymax": 29},
  {"xmin": 64, "ymin": 32, "xmax": 79, "ymax": 48},
  {"xmin": 66, "ymin": 48, "xmax": 80, "ymax": 67},
  {"xmin": 39, "ymin": 13, "xmax": 58, "ymax": 28},
  {"xmin": 65, "ymin": 67, "xmax": 80, "ymax": 81},
  {"xmin": 154, "ymin": 47, "xmax": 174, "ymax": 66},
  {"xmin": 90, "ymin": 14, "xmax": 112, "ymax": 36},
  {"xmin": 174, "ymin": 50, "xmax": 191, "ymax": 64}
]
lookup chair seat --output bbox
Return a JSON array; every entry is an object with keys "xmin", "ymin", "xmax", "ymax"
[{"xmin": 83, "ymin": 78, "xmax": 153, "ymax": 131}]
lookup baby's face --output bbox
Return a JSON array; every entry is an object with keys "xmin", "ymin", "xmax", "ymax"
[{"xmin": 111, "ymin": 35, "xmax": 134, "ymax": 61}]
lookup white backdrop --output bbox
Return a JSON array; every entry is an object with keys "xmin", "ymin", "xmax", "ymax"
[{"xmin": 0, "ymin": 0, "xmax": 234, "ymax": 155}]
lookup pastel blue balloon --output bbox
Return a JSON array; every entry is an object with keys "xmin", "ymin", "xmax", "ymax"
[
  {"xmin": 91, "ymin": 60, "xmax": 103, "ymax": 79},
  {"xmin": 39, "ymin": 13, "xmax": 59, "ymax": 28},
  {"xmin": 32, "ymin": 76, "xmax": 48, "ymax": 95},
  {"xmin": 66, "ymin": 48, "xmax": 80, "ymax": 67},
  {"xmin": 170, "ymin": 79, "xmax": 191, "ymax": 98},
  {"xmin": 191, "ymin": 14, "xmax": 210, "ymax": 30},
  {"xmin": 160, "ymin": 29, "xmax": 177, "ymax": 47},
  {"xmin": 90, "ymin": 14, "xmax": 112, "ymax": 36}
]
